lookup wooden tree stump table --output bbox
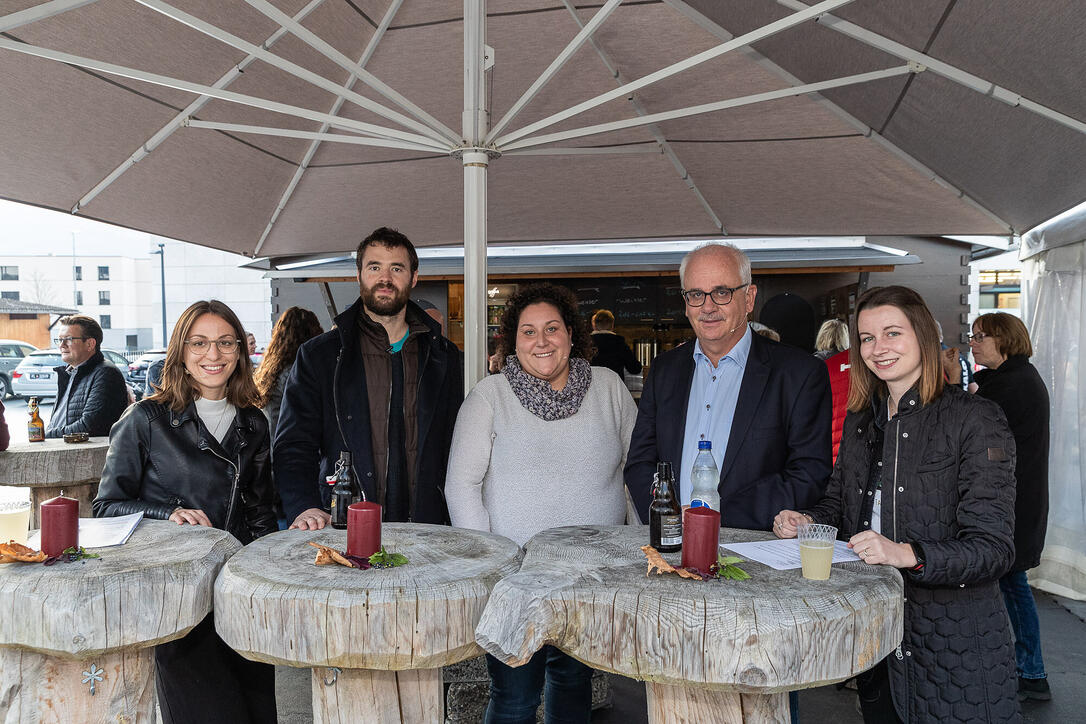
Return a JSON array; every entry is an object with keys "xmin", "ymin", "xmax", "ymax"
[
  {"xmin": 0, "ymin": 518, "xmax": 241, "ymax": 723},
  {"xmin": 0, "ymin": 437, "xmax": 110, "ymax": 528},
  {"xmin": 476, "ymin": 525, "xmax": 904, "ymax": 724},
  {"xmin": 215, "ymin": 523, "xmax": 522, "ymax": 724}
]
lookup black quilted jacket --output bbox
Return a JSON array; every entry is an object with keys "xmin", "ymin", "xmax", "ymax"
[{"xmin": 807, "ymin": 384, "xmax": 1021, "ymax": 723}]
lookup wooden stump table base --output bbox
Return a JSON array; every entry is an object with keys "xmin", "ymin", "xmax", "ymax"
[
  {"xmin": 311, "ymin": 666, "xmax": 443, "ymax": 724},
  {"xmin": 0, "ymin": 647, "xmax": 154, "ymax": 724},
  {"xmin": 26, "ymin": 481, "xmax": 99, "ymax": 528},
  {"xmin": 647, "ymin": 681, "xmax": 788, "ymax": 724}
]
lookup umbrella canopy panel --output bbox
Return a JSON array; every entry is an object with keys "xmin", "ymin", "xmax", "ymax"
[{"xmin": 0, "ymin": 0, "xmax": 1083, "ymax": 257}]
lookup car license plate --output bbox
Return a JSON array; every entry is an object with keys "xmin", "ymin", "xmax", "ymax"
[{"xmin": 30, "ymin": 373, "xmax": 46, "ymax": 379}]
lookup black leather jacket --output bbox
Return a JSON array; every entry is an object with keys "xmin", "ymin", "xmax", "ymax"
[{"xmin": 94, "ymin": 399, "xmax": 277, "ymax": 544}]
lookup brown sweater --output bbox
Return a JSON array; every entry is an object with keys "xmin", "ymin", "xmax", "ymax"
[{"xmin": 356, "ymin": 307, "xmax": 430, "ymax": 511}]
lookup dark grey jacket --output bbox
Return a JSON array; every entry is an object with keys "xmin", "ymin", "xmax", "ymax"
[
  {"xmin": 46, "ymin": 350, "xmax": 128, "ymax": 437},
  {"xmin": 93, "ymin": 399, "xmax": 277, "ymax": 544},
  {"xmin": 807, "ymin": 385, "xmax": 1020, "ymax": 723},
  {"xmin": 273, "ymin": 298, "xmax": 463, "ymax": 524}
]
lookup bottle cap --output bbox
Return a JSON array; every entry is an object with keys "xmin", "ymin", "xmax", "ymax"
[{"xmin": 698, "ymin": 440, "xmax": 712, "ymax": 450}]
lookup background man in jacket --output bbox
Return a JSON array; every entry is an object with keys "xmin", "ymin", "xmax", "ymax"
[
  {"xmin": 275, "ymin": 228, "xmax": 463, "ymax": 529},
  {"xmin": 625, "ymin": 244, "xmax": 832, "ymax": 530},
  {"xmin": 45, "ymin": 314, "xmax": 128, "ymax": 438},
  {"xmin": 590, "ymin": 309, "xmax": 642, "ymax": 379}
]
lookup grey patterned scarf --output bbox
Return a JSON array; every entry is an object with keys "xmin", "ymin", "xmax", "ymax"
[{"xmin": 502, "ymin": 355, "xmax": 592, "ymax": 421}]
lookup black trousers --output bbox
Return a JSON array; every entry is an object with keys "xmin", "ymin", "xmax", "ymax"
[
  {"xmin": 857, "ymin": 658, "xmax": 904, "ymax": 724},
  {"xmin": 155, "ymin": 613, "xmax": 277, "ymax": 724}
]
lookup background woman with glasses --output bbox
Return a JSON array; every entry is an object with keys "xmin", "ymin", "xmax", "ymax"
[
  {"xmin": 967, "ymin": 312, "xmax": 1053, "ymax": 702},
  {"xmin": 94, "ymin": 300, "xmax": 277, "ymax": 724}
]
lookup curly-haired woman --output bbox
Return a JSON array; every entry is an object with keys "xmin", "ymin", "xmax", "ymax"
[
  {"xmin": 445, "ymin": 283, "xmax": 637, "ymax": 724},
  {"xmin": 254, "ymin": 306, "xmax": 323, "ymax": 439}
]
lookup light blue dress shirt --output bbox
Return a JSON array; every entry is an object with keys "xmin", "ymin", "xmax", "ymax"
[{"xmin": 678, "ymin": 325, "xmax": 753, "ymax": 504}]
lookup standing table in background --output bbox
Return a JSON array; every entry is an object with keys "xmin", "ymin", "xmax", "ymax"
[
  {"xmin": 0, "ymin": 519, "xmax": 241, "ymax": 723},
  {"xmin": 215, "ymin": 523, "xmax": 522, "ymax": 723},
  {"xmin": 476, "ymin": 525, "xmax": 904, "ymax": 724},
  {"xmin": 0, "ymin": 437, "xmax": 110, "ymax": 527}
]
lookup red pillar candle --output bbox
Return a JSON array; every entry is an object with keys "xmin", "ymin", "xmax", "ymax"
[
  {"xmin": 681, "ymin": 506, "xmax": 720, "ymax": 572},
  {"xmin": 347, "ymin": 502, "xmax": 382, "ymax": 559},
  {"xmin": 40, "ymin": 495, "xmax": 79, "ymax": 557}
]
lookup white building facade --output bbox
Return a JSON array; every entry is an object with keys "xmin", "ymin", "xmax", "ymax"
[{"xmin": 0, "ymin": 242, "xmax": 271, "ymax": 352}]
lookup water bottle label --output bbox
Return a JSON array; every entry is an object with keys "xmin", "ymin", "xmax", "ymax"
[{"xmin": 690, "ymin": 499, "xmax": 709, "ymax": 508}]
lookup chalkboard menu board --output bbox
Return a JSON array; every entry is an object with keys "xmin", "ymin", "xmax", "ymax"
[
  {"xmin": 559, "ymin": 277, "xmax": 687, "ymax": 326},
  {"xmin": 613, "ymin": 279, "xmax": 655, "ymax": 323},
  {"xmin": 569, "ymin": 280, "xmax": 615, "ymax": 319},
  {"xmin": 657, "ymin": 280, "xmax": 686, "ymax": 322}
]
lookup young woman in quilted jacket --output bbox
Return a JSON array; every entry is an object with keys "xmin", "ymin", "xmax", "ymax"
[{"xmin": 774, "ymin": 286, "xmax": 1020, "ymax": 723}]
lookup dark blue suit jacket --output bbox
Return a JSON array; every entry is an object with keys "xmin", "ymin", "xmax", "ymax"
[{"xmin": 625, "ymin": 331, "xmax": 832, "ymax": 530}]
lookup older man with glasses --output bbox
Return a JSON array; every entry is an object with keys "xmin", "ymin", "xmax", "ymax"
[
  {"xmin": 625, "ymin": 243, "xmax": 833, "ymax": 530},
  {"xmin": 45, "ymin": 314, "xmax": 129, "ymax": 438}
]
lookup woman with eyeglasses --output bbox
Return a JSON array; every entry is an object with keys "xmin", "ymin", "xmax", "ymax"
[
  {"xmin": 773, "ymin": 286, "xmax": 1020, "ymax": 723},
  {"xmin": 94, "ymin": 300, "xmax": 277, "ymax": 724},
  {"xmin": 965, "ymin": 313, "xmax": 1052, "ymax": 702}
]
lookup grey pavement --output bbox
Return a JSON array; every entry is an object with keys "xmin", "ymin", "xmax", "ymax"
[{"xmin": 272, "ymin": 590, "xmax": 1082, "ymax": 723}]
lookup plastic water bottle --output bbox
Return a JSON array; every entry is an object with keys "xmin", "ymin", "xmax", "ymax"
[{"xmin": 690, "ymin": 440, "xmax": 720, "ymax": 511}]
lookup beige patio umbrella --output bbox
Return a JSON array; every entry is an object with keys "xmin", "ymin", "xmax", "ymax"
[{"xmin": 1, "ymin": 0, "xmax": 1084, "ymax": 383}]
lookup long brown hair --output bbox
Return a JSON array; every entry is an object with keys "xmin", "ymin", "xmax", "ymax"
[
  {"xmin": 254, "ymin": 306, "xmax": 323, "ymax": 403},
  {"xmin": 846, "ymin": 286, "xmax": 945, "ymax": 412},
  {"xmin": 147, "ymin": 300, "xmax": 261, "ymax": 412}
]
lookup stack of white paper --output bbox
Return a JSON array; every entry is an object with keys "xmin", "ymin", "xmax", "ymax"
[{"xmin": 28, "ymin": 512, "xmax": 144, "ymax": 550}]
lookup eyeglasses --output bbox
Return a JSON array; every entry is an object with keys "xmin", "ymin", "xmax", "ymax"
[
  {"xmin": 54, "ymin": 336, "xmax": 89, "ymax": 346},
  {"xmin": 184, "ymin": 337, "xmax": 242, "ymax": 355},
  {"xmin": 680, "ymin": 284, "xmax": 749, "ymax": 307},
  {"xmin": 967, "ymin": 332, "xmax": 995, "ymax": 343}
]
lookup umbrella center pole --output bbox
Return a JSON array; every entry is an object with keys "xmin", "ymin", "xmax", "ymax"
[{"xmin": 461, "ymin": 150, "xmax": 490, "ymax": 391}]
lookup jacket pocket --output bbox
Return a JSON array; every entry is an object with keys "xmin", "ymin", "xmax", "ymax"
[{"xmin": 916, "ymin": 456, "xmax": 955, "ymax": 474}]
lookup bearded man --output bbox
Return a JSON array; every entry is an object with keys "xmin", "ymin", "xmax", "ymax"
[{"xmin": 274, "ymin": 227, "xmax": 462, "ymax": 528}]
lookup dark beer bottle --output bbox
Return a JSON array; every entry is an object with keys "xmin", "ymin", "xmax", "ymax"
[
  {"xmin": 649, "ymin": 461, "xmax": 682, "ymax": 552},
  {"xmin": 27, "ymin": 397, "xmax": 45, "ymax": 442},
  {"xmin": 329, "ymin": 451, "xmax": 359, "ymax": 530}
]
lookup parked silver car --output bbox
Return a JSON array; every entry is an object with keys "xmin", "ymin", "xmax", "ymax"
[
  {"xmin": 0, "ymin": 339, "xmax": 38, "ymax": 399},
  {"xmin": 11, "ymin": 348, "xmax": 134, "ymax": 399}
]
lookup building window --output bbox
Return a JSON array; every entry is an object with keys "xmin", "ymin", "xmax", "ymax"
[
  {"xmin": 75, "ymin": 290, "xmax": 83, "ymax": 306},
  {"xmin": 1, "ymin": 291, "xmax": 19, "ymax": 300},
  {"xmin": 978, "ymin": 269, "xmax": 1022, "ymax": 311},
  {"xmin": 0, "ymin": 266, "xmax": 17, "ymax": 281},
  {"xmin": 100, "ymin": 314, "xmax": 111, "ymax": 329},
  {"xmin": 126, "ymin": 334, "xmax": 138, "ymax": 350},
  {"xmin": 99, "ymin": 290, "xmax": 111, "ymax": 306},
  {"xmin": 74, "ymin": 265, "xmax": 82, "ymax": 281},
  {"xmin": 98, "ymin": 266, "xmax": 110, "ymax": 281}
]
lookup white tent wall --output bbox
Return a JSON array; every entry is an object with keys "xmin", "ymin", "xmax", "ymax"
[{"xmin": 1021, "ymin": 230, "xmax": 1086, "ymax": 600}]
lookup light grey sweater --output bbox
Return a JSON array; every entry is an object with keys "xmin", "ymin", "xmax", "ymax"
[{"xmin": 445, "ymin": 367, "xmax": 638, "ymax": 546}]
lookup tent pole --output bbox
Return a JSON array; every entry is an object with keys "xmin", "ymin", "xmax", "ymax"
[{"xmin": 462, "ymin": 0, "xmax": 488, "ymax": 392}]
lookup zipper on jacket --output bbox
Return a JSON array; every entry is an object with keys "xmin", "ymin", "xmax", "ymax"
[
  {"xmin": 891, "ymin": 418, "xmax": 901, "ymax": 543},
  {"xmin": 201, "ymin": 440, "xmax": 240, "ymax": 531}
]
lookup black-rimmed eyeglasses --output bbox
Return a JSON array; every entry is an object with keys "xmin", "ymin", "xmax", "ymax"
[
  {"xmin": 967, "ymin": 332, "xmax": 995, "ymax": 343},
  {"xmin": 184, "ymin": 337, "xmax": 242, "ymax": 355},
  {"xmin": 680, "ymin": 284, "xmax": 748, "ymax": 307}
]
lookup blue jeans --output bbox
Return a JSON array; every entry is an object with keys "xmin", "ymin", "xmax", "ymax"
[
  {"xmin": 484, "ymin": 647, "xmax": 593, "ymax": 724},
  {"xmin": 999, "ymin": 570, "xmax": 1046, "ymax": 679}
]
